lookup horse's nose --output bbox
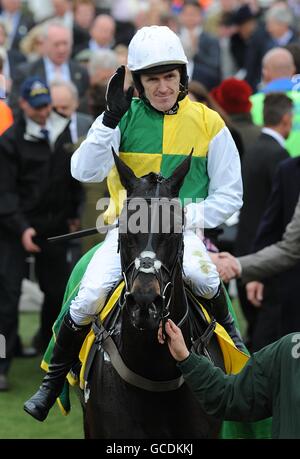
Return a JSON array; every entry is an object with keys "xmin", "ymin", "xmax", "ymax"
[{"xmin": 131, "ymin": 273, "xmax": 160, "ymax": 305}]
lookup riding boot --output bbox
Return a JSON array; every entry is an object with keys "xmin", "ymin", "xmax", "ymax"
[
  {"xmin": 209, "ymin": 284, "xmax": 246, "ymax": 352},
  {"xmin": 23, "ymin": 312, "xmax": 90, "ymax": 422}
]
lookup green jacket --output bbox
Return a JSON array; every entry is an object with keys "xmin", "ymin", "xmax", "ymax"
[{"xmin": 178, "ymin": 333, "xmax": 300, "ymax": 438}]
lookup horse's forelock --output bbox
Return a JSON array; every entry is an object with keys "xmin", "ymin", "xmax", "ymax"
[{"xmin": 130, "ymin": 173, "xmax": 170, "ymax": 199}]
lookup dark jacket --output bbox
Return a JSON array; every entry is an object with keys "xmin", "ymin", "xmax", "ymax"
[
  {"xmin": 248, "ymin": 158, "xmax": 300, "ymax": 334},
  {"xmin": 192, "ymin": 32, "xmax": 221, "ymax": 90},
  {"xmin": 7, "ymin": 49, "xmax": 27, "ymax": 80},
  {"xmin": 9, "ymin": 58, "xmax": 89, "ymax": 115},
  {"xmin": 76, "ymin": 112, "xmax": 93, "ymax": 139},
  {"xmin": 0, "ymin": 113, "xmax": 83, "ymax": 239},
  {"xmin": 239, "ymin": 194, "xmax": 300, "ymax": 282},
  {"xmin": 230, "ymin": 113, "xmax": 261, "ymax": 152},
  {"xmin": 230, "ymin": 32, "xmax": 248, "ymax": 70},
  {"xmin": 235, "ymin": 133, "xmax": 289, "ymax": 256},
  {"xmin": 72, "ymin": 23, "xmax": 90, "ymax": 58},
  {"xmin": 7, "ymin": 12, "xmax": 35, "ymax": 51},
  {"xmin": 178, "ymin": 333, "xmax": 300, "ymax": 438},
  {"xmin": 254, "ymin": 157, "xmax": 300, "ymax": 252}
]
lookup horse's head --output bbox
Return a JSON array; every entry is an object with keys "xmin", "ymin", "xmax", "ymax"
[{"xmin": 112, "ymin": 148, "xmax": 192, "ymax": 331}]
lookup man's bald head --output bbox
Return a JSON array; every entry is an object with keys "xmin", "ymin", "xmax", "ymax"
[{"xmin": 262, "ymin": 47, "xmax": 296, "ymax": 83}]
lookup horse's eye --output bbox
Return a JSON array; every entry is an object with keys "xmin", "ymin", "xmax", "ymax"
[{"xmin": 124, "ymin": 238, "xmax": 136, "ymax": 249}]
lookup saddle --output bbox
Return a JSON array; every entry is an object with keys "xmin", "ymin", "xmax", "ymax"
[{"xmin": 78, "ymin": 281, "xmax": 248, "ymax": 399}]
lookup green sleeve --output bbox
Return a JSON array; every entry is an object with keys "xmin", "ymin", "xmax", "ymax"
[{"xmin": 178, "ymin": 352, "xmax": 272, "ymax": 422}]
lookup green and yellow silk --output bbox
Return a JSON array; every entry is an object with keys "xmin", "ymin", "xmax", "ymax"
[{"xmin": 105, "ymin": 96, "xmax": 225, "ymax": 222}]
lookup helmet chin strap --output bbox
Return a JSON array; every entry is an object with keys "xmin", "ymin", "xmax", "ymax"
[
  {"xmin": 140, "ymin": 85, "xmax": 187, "ymax": 116},
  {"xmin": 178, "ymin": 82, "xmax": 188, "ymax": 101}
]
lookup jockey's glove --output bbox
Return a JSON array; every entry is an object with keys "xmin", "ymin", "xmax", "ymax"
[{"xmin": 103, "ymin": 66, "xmax": 134, "ymax": 129}]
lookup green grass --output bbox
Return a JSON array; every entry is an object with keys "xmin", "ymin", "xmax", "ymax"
[{"xmin": 0, "ymin": 311, "xmax": 83, "ymax": 439}]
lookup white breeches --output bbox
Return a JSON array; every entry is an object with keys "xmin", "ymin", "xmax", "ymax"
[{"xmin": 69, "ymin": 228, "xmax": 220, "ymax": 325}]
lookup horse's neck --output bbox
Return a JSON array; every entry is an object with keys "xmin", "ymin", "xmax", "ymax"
[{"xmin": 119, "ymin": 267, "xmax": 188, "ymax": 381}]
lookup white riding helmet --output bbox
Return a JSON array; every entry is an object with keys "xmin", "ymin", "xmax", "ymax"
[{"xmin": 127, "ymin": 26, "xmax": 188, "ymax": 72}]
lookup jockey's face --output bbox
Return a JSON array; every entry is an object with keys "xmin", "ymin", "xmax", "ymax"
[{"xmin": 140, "ymin": 69, "xmax": 180, "ymax": 112}]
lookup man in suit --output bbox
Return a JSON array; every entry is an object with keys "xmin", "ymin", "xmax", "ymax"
[
  {"xmin": 214, "ymin": 193, "xmax": 300, "ymax": 281},
  {"xmin": 0, "ymin": 0, "xmax": 35, "ymax": 51},
  {"xmin": 9, "ymin": 20, "xmax": 89, "ymax": 115},
  {"xmin": 245, "ymin": 158, "xmax": 300, "ymax": 348},
  {"xmin": 234, "ymin": 93, "xmax": 291, "ymax": 350},
  {"xmin": 73, "ymin": 14, "xmax": 116, "ymax": 57}
]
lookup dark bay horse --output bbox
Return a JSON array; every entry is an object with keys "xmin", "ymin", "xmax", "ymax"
[{"xmin": 82, "ymin": 151, "xmax": 225, "ymax": 439}]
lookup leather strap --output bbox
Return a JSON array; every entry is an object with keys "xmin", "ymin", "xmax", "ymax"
[
  {"xmin": 92, "ymin": 322, "xmax": 184, "ymax": 392},
  {"xmin": 102, "ymin": 333, "xmax": 185, "ymax": 392}
]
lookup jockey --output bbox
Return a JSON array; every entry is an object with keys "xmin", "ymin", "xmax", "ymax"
[{"xmin": 24, "ymin": 26, "xmax": 244, "ymax": 422}]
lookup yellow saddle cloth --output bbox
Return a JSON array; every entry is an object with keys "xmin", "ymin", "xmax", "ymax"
[{"xmin": 77, "ymin": 282, "xmax": 249, "ymax": 390}]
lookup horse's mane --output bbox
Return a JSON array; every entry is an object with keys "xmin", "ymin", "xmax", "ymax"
[{"xmin": 131, "ymin": 172, "xmax": 169, "ymax": 198}]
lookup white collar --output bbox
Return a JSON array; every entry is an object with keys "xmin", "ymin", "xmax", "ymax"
[
  {"xmin": 25, "ymin": 116, "xmax": 50, "ymax": 140},
  {"xmin": 44, "ymin": 56, "xmax": 68, "ymax": 71},
  {"xmin": 24, "ymin": 111, "xmax": 70, "ymax": 148},
  {"xmin": 261, "ymin": 127, "xmax": 285, "ymax": 148}
]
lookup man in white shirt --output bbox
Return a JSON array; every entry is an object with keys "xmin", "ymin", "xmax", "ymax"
[{"xmin": 9, "ymin": 20, "xmax": 89, "ymax": 115}]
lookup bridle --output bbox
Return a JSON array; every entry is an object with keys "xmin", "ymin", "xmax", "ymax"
[
  {"xmin": 118, "ymin": 180, "xmax": 189, "ymax": 333},
  {"xmin": 87, "ymin": 177, "xmax": 215, "ymax": 394}
]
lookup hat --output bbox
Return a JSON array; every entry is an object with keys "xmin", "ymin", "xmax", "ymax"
[
  {"xmin": 231, "ymin": 5, "xmax": 255, "ymax": 25},
  {"xmin": 210, "ymin": 78, "xmax": 253, "ymax": 114},
  {"xmin": 20, "ymin": 76, "xmax": 51, "ymax": 108}
]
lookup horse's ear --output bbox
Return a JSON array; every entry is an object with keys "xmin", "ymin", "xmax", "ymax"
[
  {"xmin": 168, "ymin": 149, "xmax": 193, "ymax": 196},
  {"xmin": 112, "ymin": 147, "xmax": 139, "ymax": 193}
]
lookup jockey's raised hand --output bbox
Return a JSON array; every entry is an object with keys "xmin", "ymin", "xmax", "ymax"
[{"xmin": 103, "ymin": 66, "xmax": 134, "ymax": 129}]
